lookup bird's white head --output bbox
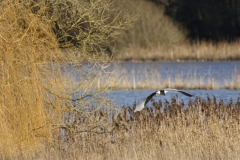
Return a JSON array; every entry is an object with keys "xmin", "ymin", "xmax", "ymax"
[{"xmin": 164, "ymin": 90, "xmax": 168, "ymax": 94}]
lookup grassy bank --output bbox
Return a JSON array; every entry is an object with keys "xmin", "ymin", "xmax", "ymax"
[
  {"xmin": 115, "ymin": 41, "xmax": 240, "ymax": 62},
  {"xmin": 9, "ymin": 96, "xmax": 240, "ymax": 159}
]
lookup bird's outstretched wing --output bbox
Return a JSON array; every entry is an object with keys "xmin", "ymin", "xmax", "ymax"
[
  {"xmin": 134, "ymin": 91, "xmax": 157, "ymax": 112},
  {"xmin": 162, "ymin": 88, "xmax": 194, "ymax": 97},
  {"xmin": 176, "ymin": 90, "xmax": 193, "ymax": 97}
]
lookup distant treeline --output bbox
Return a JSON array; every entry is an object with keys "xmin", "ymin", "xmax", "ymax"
[{"xmin": 149, "ymin": 0, "xmax": 240, "ymax": 41}]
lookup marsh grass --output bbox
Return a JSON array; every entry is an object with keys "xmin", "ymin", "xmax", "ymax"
[
  {"xmin": 115, "ymin": 39, "xmax": 240, "ymax": 62},
  {"xmin": 11, "ymin": 96, "xmax": 240, "ymax": 160},
  {"xmin": 106, "ymin": 64, "xmax": 240, "ymax": 90}
]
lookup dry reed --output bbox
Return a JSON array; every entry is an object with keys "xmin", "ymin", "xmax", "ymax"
[
  {"xmin": 115, "ymin": 40, "xmax": 240, "ymax": 62},
  {"xmin": 10, "ymin": 96, "xmax": 240, "ymax": 160},
  {"xmin": 102, "ymin": 64, "xmax": 240, "ymax": 90}
]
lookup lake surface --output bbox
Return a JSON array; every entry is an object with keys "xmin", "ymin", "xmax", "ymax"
[
  {"xmin": 71, "ymin": 61, "xmax": 240, "ymax": 108},
  {"xmin": 106, "ymin": 89, "xmax": 240, "ymax": 108},
  {"xmin": 105, "ymin": 61, "xmax": 240, "ymax": 107}
]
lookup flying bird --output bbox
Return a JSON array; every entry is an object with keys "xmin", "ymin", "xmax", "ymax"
[{"xmin": 134, "ymin": 89, "xmax": 194, "ymax": 112}]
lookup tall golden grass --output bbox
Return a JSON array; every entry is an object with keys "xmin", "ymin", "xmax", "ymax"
[{"xmin": 11, "ymin": 96, "xmax": 240, "ymax": 160}]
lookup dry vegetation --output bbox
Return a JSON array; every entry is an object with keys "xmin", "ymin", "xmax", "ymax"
[
  {"xmin": 116, "ymin": 41, "xmax": 240, "ymax": 61},
  {"xmin": 113, "ymin": 0, "xmax": 240, "ymax": 61},
  {"xmin": 0, "ymin": 0, "xmax": 63, "ymax": 156},
  {"xmin": 2, "ymin": 0, "xmax": 240, "ymax": 159},
  {"xmin": 102, "ymin": 63, "xmax": 240, "ymax": 90},
  {"xmin": 0, "ymin": 0, "xmax": 134, "ymax": 158},
  {"xmin": 12, "ymin": 96, "xmax": 240, "ymax": 160},
  {"xmin": 43, "ymin": 0, "xmax": 137, "ymax": 55},
  {"xmin": 114, "ymin": 0, "xmax": 186, "ymax": 50}
]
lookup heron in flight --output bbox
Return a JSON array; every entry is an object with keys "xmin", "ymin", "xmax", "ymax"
[{"xmin": 134, "ymin": 89, "xmax": 194, "ymax": 112}]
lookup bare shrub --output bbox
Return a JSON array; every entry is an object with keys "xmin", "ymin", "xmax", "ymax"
[
  {"xmin": 39, "ymin": 0, "xmax": 136, "ymax": 141},
  {"xmin": 0, "ymin": 0, "xmax": 65, "ymax": 157},
  {"xmin": 29, "ymin": 0, "xmax": 138, "ymax": 57}
]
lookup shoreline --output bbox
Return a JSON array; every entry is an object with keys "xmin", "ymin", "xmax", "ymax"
[
  {"xmin": 114, "ymin": 58, "xmax": 240, "ymax": 62},
  {"xmin": 114, "ymin": 59, "xmax": 240, "ymax": 62}
]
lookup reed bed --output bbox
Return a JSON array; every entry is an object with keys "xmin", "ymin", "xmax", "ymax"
[
  {"xmin": 115, "ymin": 41, "xmax": 240, "ymax": 62},
  {"xmin": 95, "ymin": 64, "xmax": 240, "ymax": 90},
  {"xmin": 12, "ymin": 96, "xmax": 240, "ymax": 160}
]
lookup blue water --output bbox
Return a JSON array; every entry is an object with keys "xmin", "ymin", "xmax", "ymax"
[
  {"xmin": 106, "ymin": 89, "xmax": 240, "ymax": 108},
  {"xmin": 69, "ymin": 61, "xmax": 240, "ymax": 108},
  {"xmin": 105, "ymin": 61, "xmax": 240, "ymax": 107}
]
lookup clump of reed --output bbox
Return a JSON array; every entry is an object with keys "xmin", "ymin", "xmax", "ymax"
[
  {"xmin": 103, "ymin": 64, "xmax": 240, "ymax": 90},
  {"xmin": 14, "ymin": 96, "xmax": 240, "ymax": 160}
]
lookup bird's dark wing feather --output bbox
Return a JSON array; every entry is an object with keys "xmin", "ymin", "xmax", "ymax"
[
  {"xmin": 177, "ymin": 90, "xmax": 193, "ymax": 97},
  {"xmin": 144, "ymin": 92, "xmax": 157, "ymax": 106}
]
